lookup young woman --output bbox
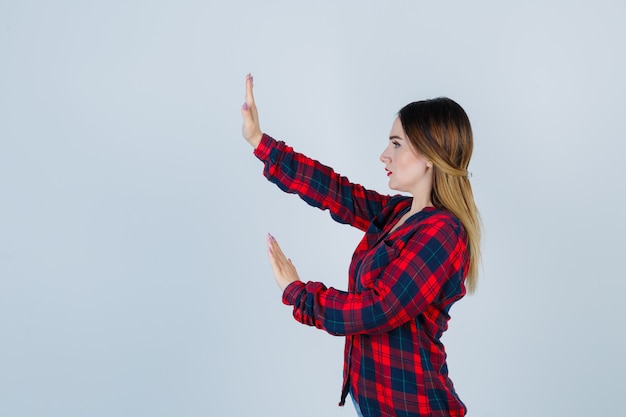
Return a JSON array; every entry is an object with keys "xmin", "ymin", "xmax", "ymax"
[{"xmin": 241, "ymin": 73, "xmax": 480, "ymax": 417}]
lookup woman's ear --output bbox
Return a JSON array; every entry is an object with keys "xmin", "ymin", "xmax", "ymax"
[{"xmin": 426, "ymin": 160, "xmax": 433, "ymax": 168}]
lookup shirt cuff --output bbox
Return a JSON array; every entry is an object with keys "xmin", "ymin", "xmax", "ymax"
[
  {"xmin": 253, "ymin": 133, "xmax": 276, "ymax": 161},
  {"xmin": 282, "ymin": 281, "xmax": 305, "ymax": 306}
]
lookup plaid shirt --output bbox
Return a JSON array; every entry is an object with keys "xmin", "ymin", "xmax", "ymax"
[{"xmin": 254, "ymin": 134, "xmax": 469, "ymax": 417}]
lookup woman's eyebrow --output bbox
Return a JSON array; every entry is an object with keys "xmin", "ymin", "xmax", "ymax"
[{"xmin": 389, "ymin": 135, "xmax": 404, "ymax": 140}]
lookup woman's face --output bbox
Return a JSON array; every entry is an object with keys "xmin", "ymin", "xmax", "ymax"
[{"xmin": 380, "ymin": 117, "xmax": 433, "ymax": 194}]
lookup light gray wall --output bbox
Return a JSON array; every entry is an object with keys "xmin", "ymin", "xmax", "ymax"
[{"xmin": 1, "ymin": 1, "xmax": 625, "ymax": 416}]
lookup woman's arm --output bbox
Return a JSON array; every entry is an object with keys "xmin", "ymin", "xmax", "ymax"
[
  {"xmin": 241, "ymin": 74, "xmax": 389, "ymax": 230},
  {"xmin": 255, "ymin": 134, "xmax": 389, "ymax": 230},
  {"xmin": 272, "ymin": 218, "xmax": 468, "ymax": 336}
]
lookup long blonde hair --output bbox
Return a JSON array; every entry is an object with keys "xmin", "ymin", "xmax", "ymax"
[{"xmin": 399, "ymin": 98, "xmax": 481, "ymax": 293}]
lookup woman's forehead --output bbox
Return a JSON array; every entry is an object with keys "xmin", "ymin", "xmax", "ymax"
[{"xmin": 389, "ymin": 117, "xmax": 406, "ymax": 137}]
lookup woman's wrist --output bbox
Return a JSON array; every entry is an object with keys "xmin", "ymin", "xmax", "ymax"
[{"xmin": 249, "ymin": 132, "xmax": 263, "ymax": 149}]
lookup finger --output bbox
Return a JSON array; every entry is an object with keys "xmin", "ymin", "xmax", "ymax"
[
  {"xmin": 269, "ymin": 243, "xmax": 291, "ymax": 282},
  {"xmin": 242, "ymin": 74, "xmax": 253, "ymax": 112},
  {"xmin": 268, "ymin": 245, "xmax": 291, "ymax": 284},
  {"xmin": 267, "ymin": 239, "xmax": 282, "ymax": 272},
  {"xmin": 241, "ymin": 106, "xmax": 255, "ymax": 136},
  {"xmin": 268, "ymin": 234, "xmax": 288, "ymax": 262},
  {"xmin": 245, "ymin": 73, "xmax": 255, "ymax": 106},
  {"xmin": 267, "ymin": 235, "xmax": 283, "ymax": 268},
  {"xmin": 245, "ymin": 74, "xmax": 260, "ymax": 122},
  {"xmin": 267, "ymin": 246, "xmax": 278, "ymax": 269},
  {"xmin": 241, "ymin": 103, "xmax": 251, "ymax": 119}
]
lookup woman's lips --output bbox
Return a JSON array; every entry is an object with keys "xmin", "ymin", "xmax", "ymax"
[{"xmin": 386, "ymin": 169, "xmax": 392, "ymax": 176}]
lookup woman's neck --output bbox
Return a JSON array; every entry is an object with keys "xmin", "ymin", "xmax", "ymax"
[{"xmin": 409, "ymin": 196, "xmax": 433, "ymax": 214}]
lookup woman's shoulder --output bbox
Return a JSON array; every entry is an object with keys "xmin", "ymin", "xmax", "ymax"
[
  {"xmin": 419, "ymin": 208, "xmax": 465, "ymax": 237},
  {"xmin": 385, "ymin": 198, "xmax": 460, "ymax": 227}
]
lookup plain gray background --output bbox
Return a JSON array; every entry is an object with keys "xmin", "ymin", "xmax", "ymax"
[{"xmin": 1, "ymin": 1, "xmax": 625, "ymax": 416}]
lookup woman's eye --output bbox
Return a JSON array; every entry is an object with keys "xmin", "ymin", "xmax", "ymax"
[{"xmin": 392, "ymin": 141, "xmax": 400, "ymax": 148}]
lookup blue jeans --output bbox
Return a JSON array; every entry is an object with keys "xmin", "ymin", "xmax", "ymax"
[{"xmin": 351, "ymin": 391, "xmax": 364, "ymax": 417}]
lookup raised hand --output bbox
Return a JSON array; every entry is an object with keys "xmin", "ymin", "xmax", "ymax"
[
  {"xmin": 241, "ymin": 73, "xmax": 263, "ymax": 148},
  {"xmin": 267, "ymin": 233, "xmax": 301, "ymax": 292}
]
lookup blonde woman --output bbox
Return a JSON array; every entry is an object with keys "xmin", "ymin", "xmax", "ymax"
[{"xmin": 241, "ymin": 73, "xmax": 480, "ymax": 417}]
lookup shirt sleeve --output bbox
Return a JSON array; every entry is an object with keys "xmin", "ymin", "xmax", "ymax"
[
  {"xmin": 281, "ymin": 219, "xmax": 468, "ymax": 335},
  {"xmin": 254, "ymin": 134, "xmax": 390, "ymax": 232}
]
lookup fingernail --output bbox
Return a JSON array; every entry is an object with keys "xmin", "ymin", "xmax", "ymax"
[
  {"xmin": 268, "ymin": 233, "xmax": 275, "ymax": 241},
  {"xmin": 242, "ymin": 102, "xmax": 248, "ymax": 110},
  {"xmin": 250, "ymin": 75, "xmax": 254, "ymax": 82}
]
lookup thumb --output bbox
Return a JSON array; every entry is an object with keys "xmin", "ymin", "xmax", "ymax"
[{"xmin": 241, "ymin": 101, "xmax": 251, "ymax": 119}]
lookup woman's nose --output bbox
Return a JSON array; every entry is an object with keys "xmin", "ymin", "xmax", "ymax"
[{"xmin": 380, "ymin": 149, "xmax": 390, "ymax": 163}]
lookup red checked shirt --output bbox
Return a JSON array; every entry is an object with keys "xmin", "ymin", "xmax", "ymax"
[{"xmin": 255, "ymin": 134, "xmax": 469, "ymax": 417}]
